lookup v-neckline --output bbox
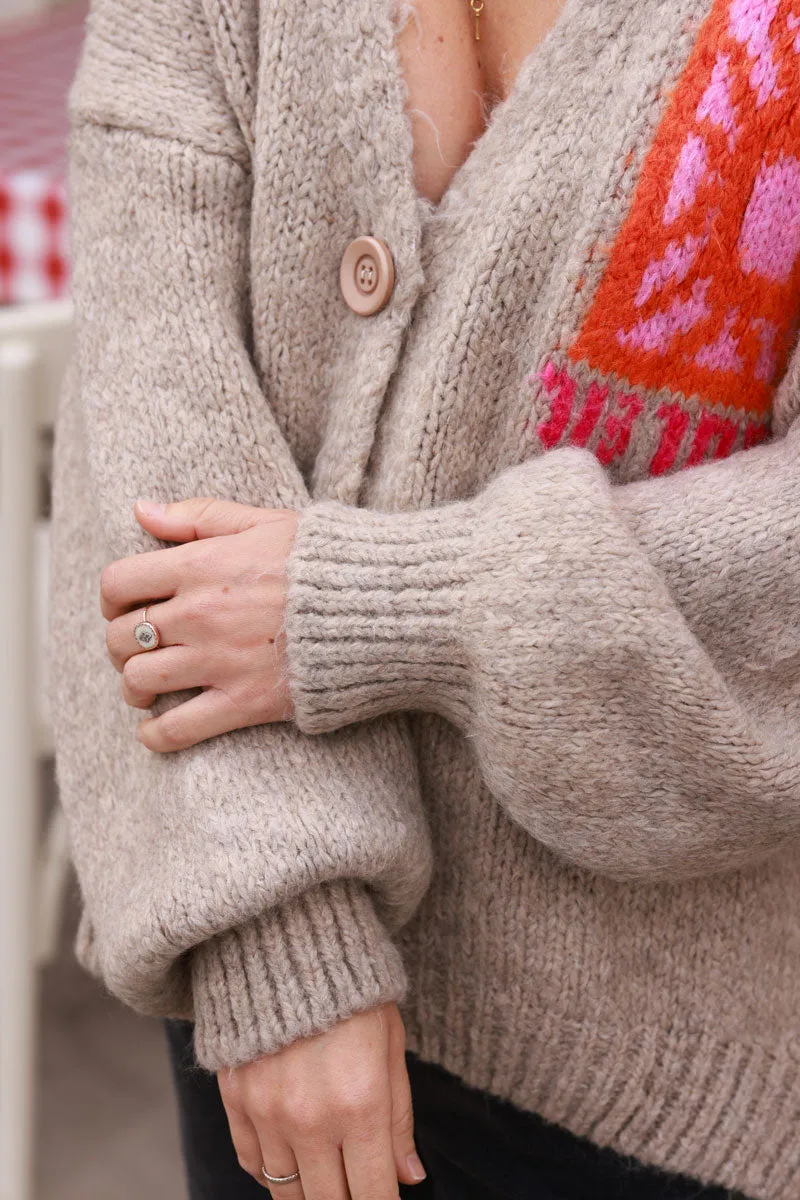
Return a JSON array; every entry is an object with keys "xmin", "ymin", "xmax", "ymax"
[{"xmin": 380, "ymin": 0, "xmax": 577, "ymax": 219}]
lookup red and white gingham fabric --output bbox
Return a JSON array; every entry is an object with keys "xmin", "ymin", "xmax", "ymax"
[{"xmin": 0, "ymin": 1, "xmax": 88, "ymax": 304}]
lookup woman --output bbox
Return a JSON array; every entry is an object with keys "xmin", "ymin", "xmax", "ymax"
[{"xmin": 51, "ymin": 0, "xmax": 800, "ymax": 1197}]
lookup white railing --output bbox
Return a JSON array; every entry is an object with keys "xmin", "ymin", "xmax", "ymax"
[{"xmin": 0, "ymin": 297, "xmax": 73, "ymax": 1200}]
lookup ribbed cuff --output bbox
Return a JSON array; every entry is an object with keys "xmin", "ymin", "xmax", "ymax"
[
  {"xmin": 191, "ymin": 879, "xmax": 407, "ymax": 1071},
  {"xmin": 285, "ymin": 499, "xmax": 478, "ymax": 734}
]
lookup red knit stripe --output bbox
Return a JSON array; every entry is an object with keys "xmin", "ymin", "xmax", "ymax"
[{"xmin": 569, "ymin": 0, "xmax": 800, "ymax": 418}]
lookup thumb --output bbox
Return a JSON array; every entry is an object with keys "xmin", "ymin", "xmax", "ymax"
[
  {"xmin": 387, "ymin": 1010, "xmax": 427, "ymax": 1187},
  {"xmin": 134, "ymin": 496, "xmax": 277, "ymax": 542}
]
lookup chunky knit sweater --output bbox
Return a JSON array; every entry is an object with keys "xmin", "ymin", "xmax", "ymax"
[{"xmin": 50, "ymin": 0, "xmax": 800, "ymax": 1196}]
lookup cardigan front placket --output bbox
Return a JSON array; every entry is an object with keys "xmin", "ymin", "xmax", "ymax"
[
  {"xmin": 248, "ymin": 0, "xmax": 708, "ymax": 514},
  {"xmin": 249, "ymin": 0, "xmax": 427, "ymax": 503},
  {"xmin": 354, "ymin": 0, "xmax": 710, "ymax": 513}
]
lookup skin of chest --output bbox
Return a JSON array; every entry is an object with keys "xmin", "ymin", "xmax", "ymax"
[{"xmin": 395, "ymin": 0, "xmax": 568, "ymax": 203}]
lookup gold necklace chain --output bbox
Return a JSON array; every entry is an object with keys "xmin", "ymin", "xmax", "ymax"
[{"xmin": 469, "ymin": 0, "xmax": 484, "ymax": 41}]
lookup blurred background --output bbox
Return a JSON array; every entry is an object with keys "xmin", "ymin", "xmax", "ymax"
[{"xmin": 0, "ymin": 1, "xmax": 186, "ymax": 1196}]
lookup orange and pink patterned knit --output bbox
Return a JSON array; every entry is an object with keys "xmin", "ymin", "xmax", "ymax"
[{"xmin": 536, "ymin": 0, "xmax": 800, "ymax": 476}]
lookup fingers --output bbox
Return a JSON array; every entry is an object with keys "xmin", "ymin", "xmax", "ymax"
[
  {"xmin": 255, "ymin": 1102, "xmax": 386, "ymax": 1200},
  {"xmin": 121, "ymin": 645, "xmax": 207, "ymax": 709},
  {"xmin": 105, "ymin": 500, "xmax": 298, "ymax": 622},
  {"xmin": 387, "ymin": 1015, "xmax": 426, "ymax": 1187},
  {"xmin": 135, "ymin": 496, "xmax": 279, "ymax": 542},
  {"xmin": 270, "ymin": 1145, "xmax": 346, "ymax": 1200},
  {"xmin": 219, "ymin": 1070, "xmax": 292, "ymax": 1193},
  {"xmin": 100, "ymin": 545, "xmax": 190, "ymax": 621},
  {"xmin": 256, "ymin": 1133, "xmax": 304, "ymax": 1199},
  {"xmin": 343, "ymin": 1123, "xmax": 401, "ymax": 1200},
  {"xmin": 136, "ymin": 687, "xmax": 247, "ymax": 753},
  {"xmin": 225, "ymin": 1101, "xmax": 271, "ymax": 1186},
  {"xmin": 218, "ymin": 1008, "xmax": 414, "ymax": 1200},
  {"xmin": 105, "ymin": 597, "xmax": 183, "ymax": 671}
]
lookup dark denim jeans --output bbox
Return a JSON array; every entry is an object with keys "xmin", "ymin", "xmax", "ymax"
[{"xmin": 165, "ymin": 1020, "xmax": 750, "ymax": 1200}]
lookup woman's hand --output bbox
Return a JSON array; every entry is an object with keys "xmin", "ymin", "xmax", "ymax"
[
  {"xmin": 101, "ymin": 497, "xmax": 299, "ymax": 752},
  {"xmin": 218, "ymin": 1002, "xmax": 427, "ymax": 1199}
]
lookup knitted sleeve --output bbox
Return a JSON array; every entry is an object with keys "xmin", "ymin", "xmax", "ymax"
[
  {"xmin": 50, "ymin": 0, "xmax": 431, "ymax": 1072},
  {"xmin": 286, "ymin": 382, "xmax": 800, "ymax": 884}
]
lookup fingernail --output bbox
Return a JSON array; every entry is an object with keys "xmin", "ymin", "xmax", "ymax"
[
  {"xmin": 406, "ymin": 1153, "xmax": 426, "ymax": 1182},
  {"xmin": 137, "ymin": 498, "xmax": 166, "ymax": 515}
]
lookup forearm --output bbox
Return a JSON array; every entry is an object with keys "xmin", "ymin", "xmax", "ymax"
[
  {"xmin": 52, "ymin": 19, "xmax": 431, "ymax": 1070},
  {"xmin": 52, "ymin": 387, "xmax": 426, "ymax": 1064},
  {"xmin": 285, "ymin": 427, "xmax": 800, "ymax": 881}
]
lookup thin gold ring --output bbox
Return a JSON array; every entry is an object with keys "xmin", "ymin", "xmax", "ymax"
[{"xmin": 261, "ymin": 1166, "xmax": 301, "ymax": 1185}]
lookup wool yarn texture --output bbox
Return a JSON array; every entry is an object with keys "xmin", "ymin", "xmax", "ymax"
[{"xmin": 50, "ymin": 1, "xmax": 800, "ymax": 1197}]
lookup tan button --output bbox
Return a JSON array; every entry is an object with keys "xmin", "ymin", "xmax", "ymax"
[{"xmin": 339, "ymin": 235, "xmax": 395, "ymax": 316}]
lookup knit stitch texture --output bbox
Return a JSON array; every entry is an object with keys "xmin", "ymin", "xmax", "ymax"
[{"xmin": 51, "ymin": 1, "xmax": 800, "ymax": 1197}]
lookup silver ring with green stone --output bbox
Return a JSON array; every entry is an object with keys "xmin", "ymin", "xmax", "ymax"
[{"xmin": 133, "ymin": 607, "xmax": 160, "ymax": 652}]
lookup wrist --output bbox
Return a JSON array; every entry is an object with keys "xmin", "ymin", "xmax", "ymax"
[
  {"xmin": 284, "ymin": 499, "xmax": 478, "ymax": 734},
  {"xmin": 190, "ymin": 878, "xmax": 407, "ymax": 1070}
]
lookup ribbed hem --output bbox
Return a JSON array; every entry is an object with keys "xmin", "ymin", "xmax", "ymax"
[
  {"xmin": 285, "ymin": 499, "xmax": 478, "ymax": 734},
  {"xmin": 406, "ymin": 1004, "xmax": 800, "ymax": 1200},
  {"xmin": 191, "ymin": 879, "xmax": 407, "ymax": 1070}
]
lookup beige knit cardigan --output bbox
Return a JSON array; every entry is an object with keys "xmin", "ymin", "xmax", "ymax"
[{"xmin": 51, "ymin": 0, "xmax": 800, "ymax": 1195}]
